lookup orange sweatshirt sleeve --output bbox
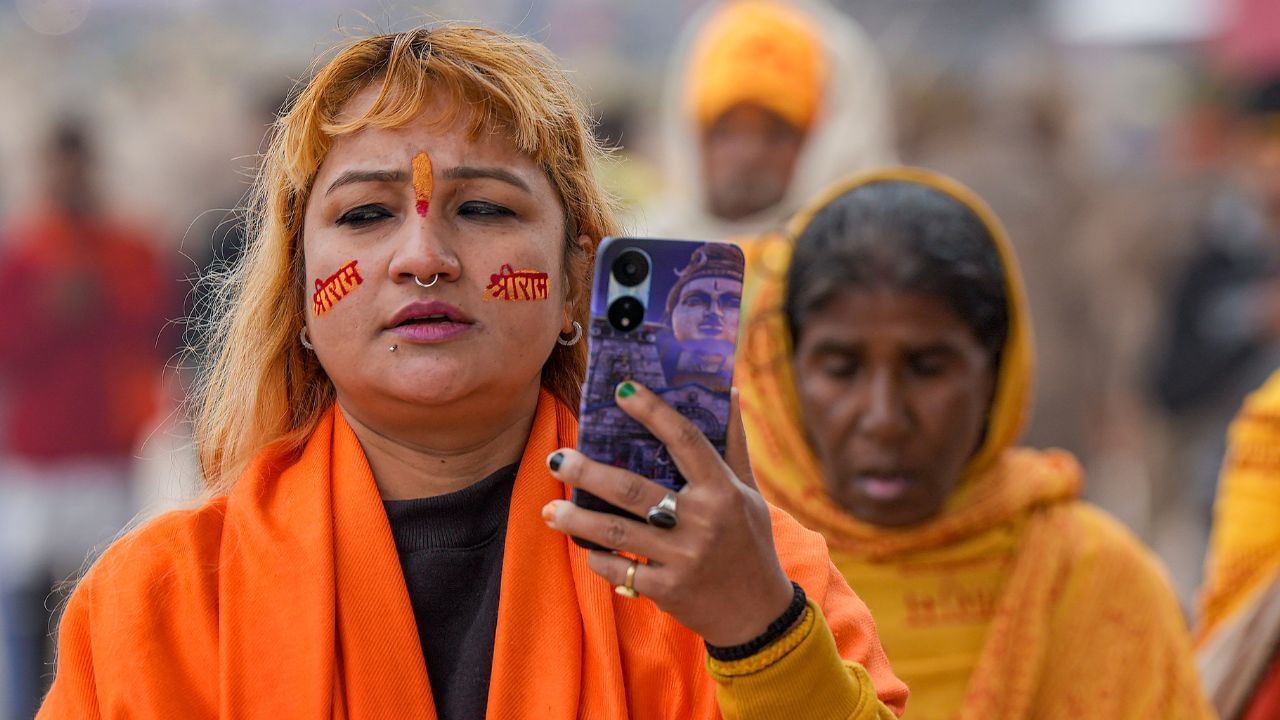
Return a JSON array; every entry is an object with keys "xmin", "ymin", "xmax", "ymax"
[
  {"xmin": 37, "ymin": 578, "xmax": 102, "ymax": 719},
  {"xmin": 709, "ymin": 600, "xmax": 899, "ymax": 719}
]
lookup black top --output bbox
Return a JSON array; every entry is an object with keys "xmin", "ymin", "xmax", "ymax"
[{"xmin": 383, "ymin": 463, "xmax": 518, "ymax": 720}]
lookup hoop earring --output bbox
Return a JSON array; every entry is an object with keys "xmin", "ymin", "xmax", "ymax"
[
  {"xmin": 414, "ymin": 274, "xmax": 439, "ymax": 288},
  {"xmin": 299, "ymin": 327, "xmax": 314, "ymax": 351},
  {"xmin": 557, "ymin": 321, "xmax": 583, "ymax": 347}
]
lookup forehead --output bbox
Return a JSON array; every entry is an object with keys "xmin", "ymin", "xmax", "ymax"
[
  {"xmin": 803, "ymin": 287, "xmax": 979, "ymax": 344},
  {"xmin": 315, "ymin": 83, "xmax": 547, "ymax": 189}
]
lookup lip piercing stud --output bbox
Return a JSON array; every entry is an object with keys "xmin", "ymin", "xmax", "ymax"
[{"xmin": 389, "ymin": 344, "xmax": 398, "ymax": 352}]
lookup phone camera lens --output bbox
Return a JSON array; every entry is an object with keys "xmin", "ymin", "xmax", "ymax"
[
  {"xmin": 612, "ymin": 250, "xmax": 650, "ymax": 287},
  {"xmin": 607, "ymin": 296, "xmax": 646, "ymax": 333}
]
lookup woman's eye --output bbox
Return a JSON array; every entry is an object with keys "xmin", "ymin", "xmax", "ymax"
[
  {"xmin": 907, "ymin": 354, "xmax": 947, "ymax": 377},
  {"xmin": 821, "ymin": 357, "xmax": 860, "ymax": 379},
  {"xmin": 336, "ymin": 204, "xmax": 391, "ymax": 227},
  {"xmin": 458, "ymin": 201, "xmax": 515, "ymax": 219}
]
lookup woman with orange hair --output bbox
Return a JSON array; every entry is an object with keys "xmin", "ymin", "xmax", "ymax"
[
  {"xmin": 36, "ymin": 25, "xmax": 907, "ymax": 719},
  {"xmin": 737, "ymin": 167, "xmax": 1213, "ymax": 718}
]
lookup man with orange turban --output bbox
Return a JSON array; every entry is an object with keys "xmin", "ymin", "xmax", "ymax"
[{"xmin": 645, "ymin": 0, "xmax": 895, "ymax": 244}]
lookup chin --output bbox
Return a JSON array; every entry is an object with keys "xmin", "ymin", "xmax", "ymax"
[{"xmin": 840, "ymin": 492, "xmax": 942, "ymax": 529}]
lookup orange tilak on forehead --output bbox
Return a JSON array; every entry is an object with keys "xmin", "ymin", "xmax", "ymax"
[{"xmin": 413, "ymin": 151, "xmax": 433, "ymax": 216}]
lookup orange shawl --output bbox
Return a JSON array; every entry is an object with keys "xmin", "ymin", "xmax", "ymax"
[
  {"xmin": 39, "ymin": 388, "xmax": 906, "ymax": 718},
  {"xmin": 737, "ymin": 167, "xmax": 1213, "ymax": 718},
  {"xmin": 1196, "ymin": 368, "xmax": 1280, "ymax": 718}
]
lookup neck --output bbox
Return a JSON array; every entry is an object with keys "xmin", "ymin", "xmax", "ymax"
[{"xmin": 339, "ymin": 384, "xmax": 542, "ymax": 501}]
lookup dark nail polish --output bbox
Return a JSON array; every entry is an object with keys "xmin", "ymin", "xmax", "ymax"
[{"xmin": 548, "ymin": 451, "xmax": 565, "ymax": 472}]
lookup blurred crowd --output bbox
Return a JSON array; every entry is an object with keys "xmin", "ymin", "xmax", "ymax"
[{"xmin": 2, "ymin": 0, "xmax": 1279, "ymax": 717}]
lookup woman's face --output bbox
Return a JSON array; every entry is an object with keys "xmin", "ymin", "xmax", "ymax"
[
  {"xmin": 302, "ymin": 85, "xmax": 571, "ymax": 417},
  {"xmin": 671, "ymin": 277, "xmax": 742, "ymax": 343},
  {"xmin": 791, "ymin": 286, "xmax": 996, "ymax": 528}
]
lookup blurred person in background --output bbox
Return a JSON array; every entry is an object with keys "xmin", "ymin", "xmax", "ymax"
[
  {"xmin": 0, "ymin": 117, "xmax": 176, "ymax": 719},
  {"xmin": 645, "ymin": 0, "xmax": 894, "ymax": 245},
  {"xmin": 1195, "ymin": 367, "xmax": 1280, "ymax": 720},
  {"xmin": 1148, "ymin": 75, "xmax": 1280, "ymax": 587},
  {"xmin": 738, "ymin": 167, "xmax": 1213, "ymax": 719}
]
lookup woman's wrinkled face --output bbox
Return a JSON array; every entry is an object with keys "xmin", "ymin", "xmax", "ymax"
[
  {"xmin": 791, "ymin": 287, "xmax": 996, "ymax": 528},
  {"xmin": 671, "ymin": 276, "xmax": 742, "ymax": 343},
  {"xmin": 302, "ymin": 85, "xmax": 570, "ymax": 412}
]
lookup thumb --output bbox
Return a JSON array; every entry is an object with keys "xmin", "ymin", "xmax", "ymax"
[{"xmin": 726, "ymin": 387, "xmax": 758, "ymax": 491}]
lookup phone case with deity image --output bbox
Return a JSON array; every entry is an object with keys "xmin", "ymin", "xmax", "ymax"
[{"xmin": 572, "ymin": 237, "xmax": 745, "ymax": 551}]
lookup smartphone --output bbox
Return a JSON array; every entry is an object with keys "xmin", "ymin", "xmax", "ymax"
[{"xmin": 573, "ymin": 237, "xmax": 746, "ymax": 550}]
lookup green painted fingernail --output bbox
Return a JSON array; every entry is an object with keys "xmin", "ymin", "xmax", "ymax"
[{"xmin": 617, "ymin": 381, "xmax": 636, "ymax": 398}]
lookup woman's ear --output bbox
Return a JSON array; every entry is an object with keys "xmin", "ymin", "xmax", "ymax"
[{"xmin": 563, "ymin": 234, "xmax": 594, "ymax": 332}]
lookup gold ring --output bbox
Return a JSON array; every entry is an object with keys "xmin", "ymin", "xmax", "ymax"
[{"xmin": 614, "ymin": 560, "xmax": 640, "ymax": 598}]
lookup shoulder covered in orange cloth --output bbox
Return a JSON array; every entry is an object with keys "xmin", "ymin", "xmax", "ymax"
[
  {"xmin": 737, "ymin": 167, "xmax": 1213, "ymax": 719},
  {"xmin": 38, "ymin": 389, "xmax": 906, "ymax": 719}
]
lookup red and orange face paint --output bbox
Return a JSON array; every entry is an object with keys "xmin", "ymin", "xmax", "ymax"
[
  {"xmin": 413, "ymin": 151, "xmax": 432, "ymax": 217},
  {"xmin": 484, "ymin": 264, "xmax": 550, "ymax": 302},
  {"xmin": 312, "ymin": 260, "xmax": 363, "ymax": 316}
]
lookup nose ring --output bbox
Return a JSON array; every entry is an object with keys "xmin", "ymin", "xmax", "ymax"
[{"xmin": 414, "ymin": 274, "xmax": 439, "ymax": 288}]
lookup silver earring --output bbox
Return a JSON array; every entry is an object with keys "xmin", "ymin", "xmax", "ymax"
[
  {"xmin": 414, "ymin": 274, "xmax": 439, "ymax": 288},
  {"xmin": 299, "ymin": 327, "xmax": 314, "ymax": 351},
  {"xmin": 557, "ymin": 321, "xmax": 583, "ymax": 347}
]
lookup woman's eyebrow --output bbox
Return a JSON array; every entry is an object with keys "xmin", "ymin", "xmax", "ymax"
[
  {"xmin": 325, "ymin": 169, "xmax": 406, "ymax": 197},
  {"xmin": 443, "ymin": 165, "xmax": 532, "ymax": 193}
]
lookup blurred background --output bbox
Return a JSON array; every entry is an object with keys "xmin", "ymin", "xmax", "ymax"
[{"xmin": 1, "ymin": 0, "xmax": 1278, "ymax": 716}]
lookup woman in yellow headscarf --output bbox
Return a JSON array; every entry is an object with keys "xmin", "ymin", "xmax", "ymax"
[
  {"xmin": 1196, "ymin": 368, "xmax": 1280, "ymax": 719},
  {"xmin": 738, "ymin": 167, "xmax": 1214, "ymax": 718}
]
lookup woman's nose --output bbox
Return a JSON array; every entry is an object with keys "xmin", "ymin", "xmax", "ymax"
[
  {"xmin": 858, "ymin": 370, "xmax": 910, "ymax": 442},
  {"xmin": 387, "ymin": 214, "xmax": 461, "ymax": 285}
]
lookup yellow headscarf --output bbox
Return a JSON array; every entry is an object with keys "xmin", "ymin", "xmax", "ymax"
[
  {"xmin": 738, "ymin": 167, "xmax": 1213, "ymax": 719},
  {"xmin": 1199, "ymin": 368, "xmax": 1280, "ymax": 642},
  {"xmin": 1195, "ymin": 369, "xmax": 1280, "ymax": 717},
  {"xmin": 687, "ymin": 0, "xmax": 828, "ymax": 132}
]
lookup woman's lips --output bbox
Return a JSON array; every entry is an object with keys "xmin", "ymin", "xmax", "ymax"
[
  {"xmin": 387, "ymin": 320, "xmax": 473, "ymax": 343},
  {"xmin": 853, "ymin": 474, "xmax": 914, "ymax": 501},
  {"xmin": 386, "ymin": 300, "xmax": 475, "ymax": 344}
]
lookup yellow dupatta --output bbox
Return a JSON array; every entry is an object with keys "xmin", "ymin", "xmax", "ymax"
[
  {"xmin": 737, "ymin": 167, "xmax": 1213, "ymax": 718},
  {"xmin": 1196, "ymin": 369, "xmax": 1280, "ymax": 717}
]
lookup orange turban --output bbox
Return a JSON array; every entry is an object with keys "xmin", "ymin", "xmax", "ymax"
[{"xmin": 688, "ymin": 0, "xmax": 828, "ymax": 132}]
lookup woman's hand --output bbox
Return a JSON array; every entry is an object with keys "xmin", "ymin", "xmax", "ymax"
[{"xmin": 542, "ymin": 381, "xmax": 795, "ymax": 648}]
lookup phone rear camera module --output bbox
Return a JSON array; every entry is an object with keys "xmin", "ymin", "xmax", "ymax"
[
  {"xmin": 607, "ymin": 296, "xmax": 645, "ymax": 333},
  {"xmin": 612, "ymin": 250, "xmax": 650, "ymax": 287}
]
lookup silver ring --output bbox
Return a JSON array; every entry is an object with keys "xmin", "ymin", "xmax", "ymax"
[
  {"xmin": 646, "ymin": 492, "xmax": 678, "ymax": 529},
  {"xmin": 414, "ymin": 274, "xmax": 439, "ymax": 288},
  {"xmin": 556, "ymin": 320, "xmax": 583, "ymax": 347}
]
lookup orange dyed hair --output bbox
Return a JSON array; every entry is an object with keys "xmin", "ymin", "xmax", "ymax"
[{"xmin": 193, "ymin": 25, "xmax": 619, "ymax": 493}]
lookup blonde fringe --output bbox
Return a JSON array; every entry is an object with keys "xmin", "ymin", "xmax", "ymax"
[{"xmin": 192, "ymin": 24, "xmax": 620, "ymax": 495}]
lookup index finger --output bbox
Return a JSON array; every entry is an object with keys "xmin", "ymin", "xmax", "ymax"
[{"xmin": 614, "ymin": 380, "xmax": 729, "ymax": 490}]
